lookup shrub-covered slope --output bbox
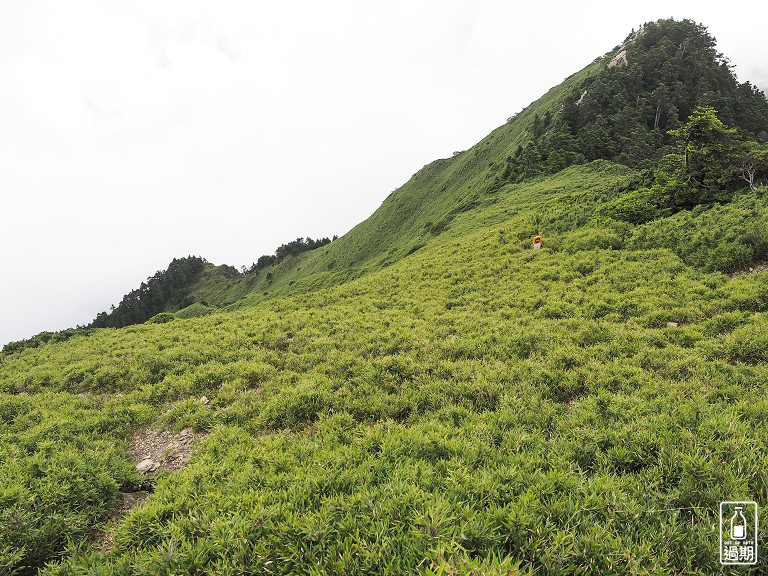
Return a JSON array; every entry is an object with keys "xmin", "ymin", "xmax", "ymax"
[
  {"xmin": 2, "ymin": 161, "xmax": 768, "ymax": 574},
  {"xmin": 82, "ymin": 18, "xmax": 768, "ymax": 323}
]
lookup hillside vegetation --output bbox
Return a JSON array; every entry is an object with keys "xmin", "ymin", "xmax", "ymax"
[
  {"xmin": 3, "ymin": 161, "xmax": 768, "ymax": 574},
  {"xmin": 2, "ymin": 18, "xmax": 768, "ymax": 575}
]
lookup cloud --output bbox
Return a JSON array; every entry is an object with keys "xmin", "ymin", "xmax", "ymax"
[
  {"xmin": 214, "ymin": 34, "xmax": 240, "ymax": 61},
  {"xmin": 147, "ymin": 30, "xmax": 172, "ymax": 69}
]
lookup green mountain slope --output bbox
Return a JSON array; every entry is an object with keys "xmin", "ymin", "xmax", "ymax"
[
  {"xmin": 2, "ymin": 18, "xmax": 768, "ymax": 575},
  {"xmin": 3, "ymin": 161, "xmax": 767, "ymax": 574}
]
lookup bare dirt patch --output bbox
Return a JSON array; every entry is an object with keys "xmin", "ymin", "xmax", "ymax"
[
  {"xmin": 128, "ymin": 426, "xmax": 204, "ymax": 474},
  {"xmin": 728, "ymin": 261, "xmax": 768, "ymax": 279},
  {"xmin": 96, "ymin": 427, "xmax": 206, "ymax": 551}
]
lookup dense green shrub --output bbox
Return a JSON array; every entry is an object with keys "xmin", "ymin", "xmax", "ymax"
[
  {"xmin": 561, "ymin": 227, "xmax": 625, "ymax": 252},
  {"xmin": 146, "ymin": 312, "xmax": 176, "ymax": 324},
  {"xmin": 716, "ymin": 316, "xmax": 768, "ymax": 364},
  {"xmin": 602, "ymin": 186, "xmax": 666, "ymax": 223},
  {"xmin": 174, "ymin": 302, "xmax": 216, "ymax": 320},
  {"xmin": 0, "ymin": 393, "xmax": 153, "ymax": 574},
  {"xmin": 3, "ymin": 175, "xmax": 765, "ymax": 572},
  {"xmin": 629, "ymin": 186, "xmax": 768, "ymax": 272}
]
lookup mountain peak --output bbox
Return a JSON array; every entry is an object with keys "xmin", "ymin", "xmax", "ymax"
[{"xmin": 498, "ymin": 18, "xmax": 768, "ymax": 184}]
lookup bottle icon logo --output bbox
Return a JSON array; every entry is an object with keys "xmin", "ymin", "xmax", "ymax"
[
  {"xmin": 720, "ymin": 501, "xmax": 758, "ymax": 565},
  {"xmin": 731, "ymin": 506, "xmax": 747, "ymax": 540}
]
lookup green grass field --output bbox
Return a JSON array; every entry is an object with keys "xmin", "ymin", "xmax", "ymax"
[{"xmin": 2, "ymin": 160, "xmax": 767, "ymax": 574}]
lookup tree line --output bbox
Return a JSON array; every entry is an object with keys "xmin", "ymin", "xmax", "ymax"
[
  {"xmin": 90, "ymin": 236, "xmax": 339, "ymax": 328},
  {"xmin": 242, "ymin": 236, "xmax": 336, "ymax": 275},
  {"xmin": 90, "ymin": 256, "xmax": 208, "ymax": 329},
  {"xmin": 1, "ymin": 327, "xmax": 94, "ymax": 356},
  {"xmin": 4, "ymin": 234, "xmax": 340, "ymax": 355}
]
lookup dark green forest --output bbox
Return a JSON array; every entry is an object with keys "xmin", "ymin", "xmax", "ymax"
[
  {"xmin": 90, "ymin": 257, "xmax": 209, "ymax": 329},
  {"xmin": 499, "ymin": 19, "xmax": 768, "ymax": 184}
]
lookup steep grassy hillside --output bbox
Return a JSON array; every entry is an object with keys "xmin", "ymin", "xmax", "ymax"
[
  {"xmin": 26, "ymin": 18, "xmax": 762, "ymax": 341},
  {"xmin": 72, "ymin": 20, "xmax": 768, "ymax": 332},
  {"xmin": 199, "ymin": 59, "xmax": 607, "ymax": 312},
  {"xmin": 2, "ymin": 161, "xmax": 768, "ymax": 574}
]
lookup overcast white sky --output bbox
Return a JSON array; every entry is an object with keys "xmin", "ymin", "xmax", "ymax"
[{"xmin": 1, "ymin": 1, "xmax": 767, "ymax": 346}]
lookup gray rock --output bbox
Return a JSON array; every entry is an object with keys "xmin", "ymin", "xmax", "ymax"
[{"xmin": 136, "ymin": 458, "xmax": 156, "ymax": 474}]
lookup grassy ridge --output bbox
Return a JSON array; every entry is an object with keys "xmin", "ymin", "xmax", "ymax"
[
  {"xmin": 2, "ymin": 163, "xmax": 767, "ymax": 574},
  {"xmin": 41, "ymin": 17, "xmax": 767, "ymax": 337}
]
